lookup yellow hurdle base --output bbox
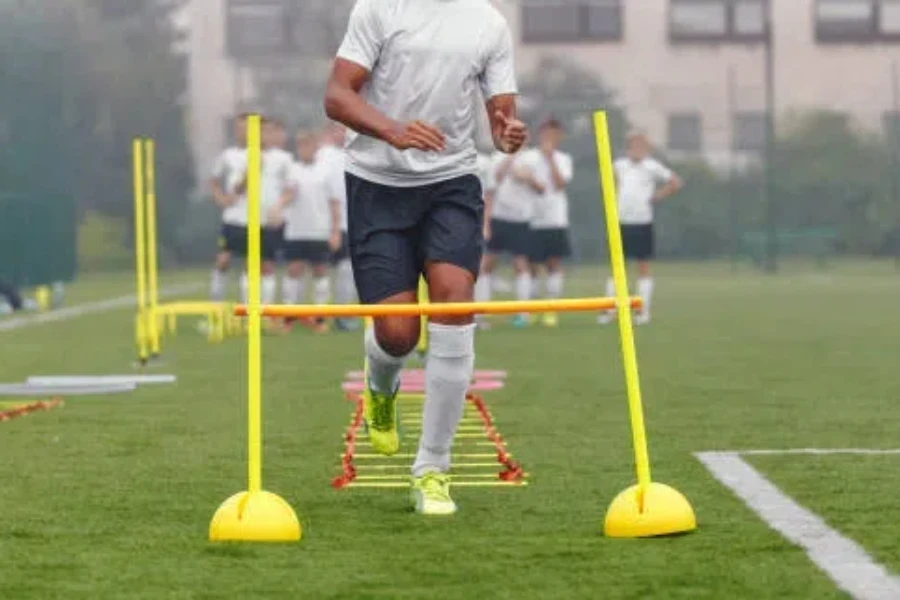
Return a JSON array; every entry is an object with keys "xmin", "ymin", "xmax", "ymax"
[
  {"xmin": 209, "ymin": 490, "xmax": 301, "ymax": 542},
  {"xmin": 603, "ymin": 482, "xmax": 696, "ymax": 538}
]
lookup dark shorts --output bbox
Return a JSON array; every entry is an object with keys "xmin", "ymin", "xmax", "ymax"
[
  {"xmin": 331, "ymin": 232, "xmax": 350, "ymax": 264},
  {"xmin": 219, "ymin": 224, "xmax": 282, "ymax": 261},
  {"xmin": 487, "ymin": 219, "xmax": 531, "ymax": 257},
  {"xmin": 621, "ymin": 223, "xmax": 654, "ymax": 260},
  {"xmin": 283, "ymin": 239, "xmax": 331, "ymax": 264},
  {"xmin": 346, "ymin": 172, "xmax": 484, "ymax": 304},
  {"xmin": 528, "ymin": 228, "xmax": 572, "ymax": 263}
]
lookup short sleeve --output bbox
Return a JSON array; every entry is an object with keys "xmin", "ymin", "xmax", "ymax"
[
  {"xmin": 479, "ymin": 22, "xmax": 517, "ymax": 99},
  {"xmin": 336, "ymin": 0, "xmax": 383, "ymax": 71},
  {"xmin": 648, "ymin": 159, "xmax": 673, "ymax": 182}
]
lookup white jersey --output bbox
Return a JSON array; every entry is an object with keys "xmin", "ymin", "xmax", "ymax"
[
  {"xmin": 210, "ymin": 146, "xmax": 292, "ymax": 227},
  {"xmin": 316, "ymin": 144, "xmax": 348, "ymax": 232},
  {"xmin": 284, "ymin": 161, "xmax": 335, "ymax": 241},
  {"xmin": 522, "ymin": 148, "xmax": 573, "ymax": 230},
  {"xmin": 613, "ymin": 157, "xmax": 674, "ymax": 225},
  {"xmin": 477, "ymin": 152, "xmax": 494, "ymax": 197},
  {"xmin": 261, "ymin": 148, "xmax": 293, "ymax": 225},
  {"xmin": 336, "ymin": 0, "xmax": 517, "ymax": 187},
  {"xmin": 489, "ymin": 151, "xmax": 533, "ymax": 224},
  {"xmin": 210, "ymin": 147, "xmax": 247, "ymax": 226}
]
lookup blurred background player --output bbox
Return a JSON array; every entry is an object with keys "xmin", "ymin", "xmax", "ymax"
[
  {"xmin": 599, "ymin": 131, "xmax": 682, "ymax": 326},
  {"xmin": 473, "ymin": 148, "xmax": 495, "ymax": 329},
  {"xmin": 525, "ymin": 118, "xmax": 573, "ymax": 327},
  {"xmin": 208, "ymin": 113, "xmax": 248, "ymax": 302},
  {"xmin": 272, "ymin": 131, "xmax": 342, "ymax": 333},
  {"xmin": 482, "ymin": 147, "xmax": 534, "ymax": 328},
  {"xmin": 317, "ymin": 122, "xmax": 358, "ymax": 331},
  {"xmin": 258, "ymin": 117, "xmax": 294, "ymax": 305}
]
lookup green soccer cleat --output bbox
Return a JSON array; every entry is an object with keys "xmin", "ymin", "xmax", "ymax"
[
  {"xmin": 411, "ymin": 472, "xmax": 457, "ymax": 515},
  {"xmin": 541, "ymin": 312, "xmax": 559, "ymax": 328},
  {"xmin": 363, "ymin": 384, "xmax": 400, "ymax": 455}
]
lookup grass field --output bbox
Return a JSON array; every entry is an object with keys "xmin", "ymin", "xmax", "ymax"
[{"xmin": 1, "ymin": 262, "xmax": 898, "ymax": 599}]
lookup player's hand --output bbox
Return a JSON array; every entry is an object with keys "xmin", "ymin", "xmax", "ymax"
[
  {"xmin": 215, "ymin": 193, "xmax": 236, "ymax": 208},
  {"xmin": 267, "ymin": 207, "xmax": 284, "ymax": 227},
  {"xmin": 494, "ymin": 111, "xmax": 528, "ymax": 154},
  {"xmin": 328, "ymin": 231, "xmax": 342, "ymax": 252},
  {"xmin": 386, "ymin": 120, "xmax": 446, "ymax": 152}
]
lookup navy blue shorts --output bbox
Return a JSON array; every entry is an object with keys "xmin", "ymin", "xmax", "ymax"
[
  {"xmin": 621, "ymin": 224, "xmax": 654, "ymax": 260},
  {"xmin": 283, "ymin": 239, "xmax": 331, "ymax": 264},
  {"xmin": 528, "ymin": 228, "xmax": 572, "ymax": 263},
  {"xmin": 219, "ymin": 224, "xmax": 281, "ymax": 261},
  {"xmin": 346, "ymin": 173, "xmax": 484, "ymax": 304},
  {"xmin": 487, "ymin": 219, "xmax": 531, "ymax": 257}
]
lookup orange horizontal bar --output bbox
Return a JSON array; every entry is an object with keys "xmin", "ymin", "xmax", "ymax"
[{"xmin": 235, "ymin": 296, "xmax": 642, "ymax": 318}]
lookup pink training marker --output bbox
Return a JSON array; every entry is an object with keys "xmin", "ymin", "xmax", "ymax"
[
  {"xmin": 344, "ymin": 369, "xmax": 507, "ymax": 381},
  {"xmin": 341, "ymin": 380, "xmax": 505, "ymax": 393}
]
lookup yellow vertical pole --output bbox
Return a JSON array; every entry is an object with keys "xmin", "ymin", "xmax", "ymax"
[
  {"xmin": 593, "ymin": 111, "xmax": 652, "ymax": 495},
  {"xmin": 132, "ymin": 139, "xmax": 149, "ymax": 364},
  {"xmin": 246, "ymin": 115, "xmax": 263, "ymax": 494},
  {"xmin": 416, "ymin": 276, "xmax": 428, "ymax": 355},
  {"xmin": 144, "ymin": 139, "xmax": 161, "ymax": 356}
]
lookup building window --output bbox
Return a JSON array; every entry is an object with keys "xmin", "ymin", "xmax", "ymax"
[
  {"xmin": 668, "ymin": 113, "xmax": 703, "ymax": 153},
  {"xmin": 733, "ymin": 111, "xmax": 768, "ymax": 152},
  {"xmin": 521, "ymin": 0, "xmax": 623, "ymax": 43},
  {"xmin": 669, "ymin": 0, "xmax": 769, "ymax": 42},
  {"xmin": 814, "ymin": 0, "xmax": 900, "ymax": 42},
  {"xmin": 226, "ymin": 0, "xmax": 290, "ymax": 59}
]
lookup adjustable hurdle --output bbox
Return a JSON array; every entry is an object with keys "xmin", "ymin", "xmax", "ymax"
[
  {"xmin": 208, "ymin": 111, "xmax": 695, "ymax": 544},
  {"xmin": 132, "ymin": 139, "xmax": 239, "ymax": 365}
]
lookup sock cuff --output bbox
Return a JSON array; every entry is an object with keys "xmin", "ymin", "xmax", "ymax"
[
  {"xmin": 427, "ymin": 323, "xmax": 475, "ymax": 358},
  {"xmin": 364, "ymin": 325, "xmax": 410, "ymax": 363}
]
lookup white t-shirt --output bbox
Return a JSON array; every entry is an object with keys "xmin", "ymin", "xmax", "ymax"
[
  {"xmin": 261, "ymin": 148, "xmax": 293, "ymax": 225},
  {"xmin": 316, "ymin": 144, "xmax": 348, "ymax": 232},
  {"xmin": 209, "ymin": 147, "xmax": 292, "ymax": 227},
  {"xmin": 284, "ymin": 161, "xmax": 335, "ymax": 241},
  {"xmin": 489, "ymin": 151, "xmax": 533, "ymax": 223},
  {"xmin": 477, "ymin": 152, "xmax": 494, "ymax": 196},
  {"xmin": 522, "ymin": 149, "xmax": 574, "ymax": 230},
  {"xmin": 336, "ymin": 0, "xmax": 518, "ymax": 187},
  {"xmin": 210, "ymin": 147, "xmax": 247, "ymax": 226},
  {"xmin": 614, "ymin": 157, "xmax": 674, "ymax": 225}
]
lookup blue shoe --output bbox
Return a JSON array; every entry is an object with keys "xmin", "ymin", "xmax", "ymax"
[{"xmin": 511, "ymin": 314, "xmax": 529, "ymax": 328}]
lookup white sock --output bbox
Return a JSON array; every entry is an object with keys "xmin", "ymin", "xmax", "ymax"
[
  {"xmin": 474, "ymin": 273, "xmax": 492, "ymax": 303},
  {"xmin": 239, "ymin": 273, "xmax": 248, "ymax": 304},
  {"xmin": 282, "ymin": 276, "xmax": 304, "ymax": 304},
  {"xmin": 210, "ymin": 269, "xmax": 227, "ymax": 301},
  {"xmin": 313, "ymin": 276, "xmax": 331, "ymax": 305},
  {"xmin": 605, "ymin": 276, "xmax": 616, "ymax": 298},
  {"xmin": 261, "ymin": 275, "xmax": 277, "ymax": 305},
  {"xmin": 546, "ymin": 272, "xmax": 564, "ymax": 299},
  {"xmin": 364, "ymin": 325, "xmax": 409, "ymax": 394},
  {"xmin": 637, "ymin": 277, "xmax": 654, "ymax": 317},
  {"xmin": 413, "ymin": 323, "xmax": 475, "ymax": 476},
  {"xmin": 334, "ymin": 259, "xmax": 355, "ymax": 304},
  {"xmin": 515, "ymin": 272, "xmax": 531, "ymax": 301}
]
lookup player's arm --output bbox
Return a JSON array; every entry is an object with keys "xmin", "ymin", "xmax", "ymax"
[
  {"xmin": 209, "ymin": 154, "xmax": 235, "ymax": 208},
  {"xmin": 328, "ymin": 197, "xmax": 343, "ymax": 251},
  {"xmin": 487, "ymin": 96, "xmax": 527, "ymax": 154},
  {"xmin": 482, "ymin": 22, "xmax": 527, "ymax": 153},
  {"xmin": 652, "ymin": 163, "xmax": 683, "ymax": 201}
]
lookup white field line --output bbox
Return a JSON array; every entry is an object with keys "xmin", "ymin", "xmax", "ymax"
[
  {"xmin": 696, "ymin": 450, "xmax": 900, "ymax": 600},
  {"xmin": 0, "ymin": 283, "xmax": 202, "ymax": 333}
]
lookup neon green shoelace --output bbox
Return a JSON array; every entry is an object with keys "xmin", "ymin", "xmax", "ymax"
[
  {"xmin": 371, "ymin": 394, "xmax": 395, "ymax": 431},
  {"xmin": 420, "ymin": 473, "xmax": 451, "ymax": 500}
]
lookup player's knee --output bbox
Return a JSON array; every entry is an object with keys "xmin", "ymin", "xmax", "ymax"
[{"xmin": 374, "ymin": 317, "xmax": 420, "ymax": 356}]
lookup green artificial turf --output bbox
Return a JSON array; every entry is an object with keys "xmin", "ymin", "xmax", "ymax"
[{"xmin": 1, "ymin": 261, "xmax": 897, "ymax": 599}]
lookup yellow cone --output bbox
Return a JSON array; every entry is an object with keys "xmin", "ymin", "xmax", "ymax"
[
  {"xmin": 209, "ymin": 491, "xmax": 301, "ymax": 542},
  {"xmin": 604, "ymin": 482, "xmax": 696, "ymax": 538}
]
